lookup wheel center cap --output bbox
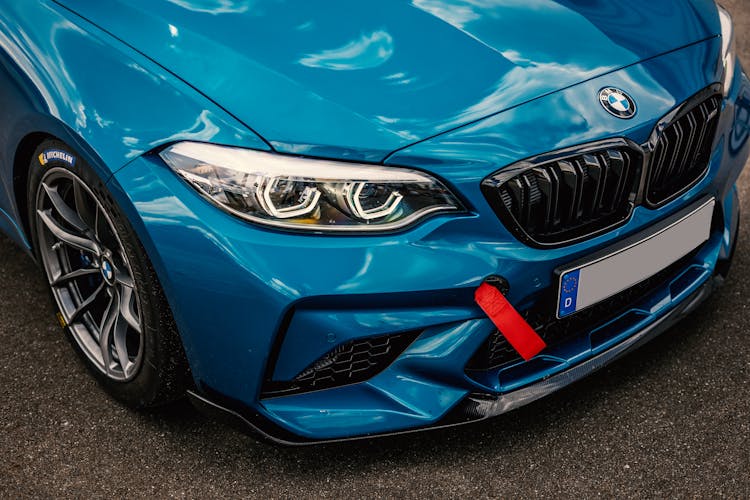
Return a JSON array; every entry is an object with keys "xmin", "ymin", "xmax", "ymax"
[{"xmin": 100, "ymin": 259, "xmax": 115, "ymax": 285}]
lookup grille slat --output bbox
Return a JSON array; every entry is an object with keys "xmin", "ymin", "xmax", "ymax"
[
  {"xmin": 650, "ymin": 134, "xmax": 669, "ymax": 190},
  {"xmin": 588, "ymin": 155, "xmax": 609, "ymax": 215},
  {"xmin": 547, "ymin": 167, "xmax": 562, "ymax": 228},
  {"xmin": 572, "ymin": 159, "xmax": 587, "ymax": 219},
  {"xmin": 558, "ymin": 160, "xmax": 579, "ymax": 226},
  {"xmin": 582, "ymin": 155, "xmax": 603, "ymax": 215},
  {"xmin": 664, "ymin": 122, "xmax": 683, "ymax": 181},
  {"xmin": 615, "ymin": 151, "xmax": 631, "ymax": 210},
  {"xmin": 524, "ymin": 175, "xmax": 542, "ymax": 231},
  {"xmin": 677, "ymin": 113, "xmax": 699, "ymax": 178},
  {"xmin": 674, "ymin": 118, "xmax": 692, "ymax": 177},
  {"xmin": 532, "ymin": 167, "xmax": 554, "ymax": 233}
]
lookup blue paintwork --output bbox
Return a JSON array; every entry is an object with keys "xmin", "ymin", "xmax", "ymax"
[
  {"xmin": 0, "ymin": 0, "xmax": 268, "ymax": 246},
  {"xmin": 0, "ymin": 0, "xmax": 747, "ymax": 440},
  {"xmin": 54, "ymin": 0, "xmax": 719, "ymax": 162}
]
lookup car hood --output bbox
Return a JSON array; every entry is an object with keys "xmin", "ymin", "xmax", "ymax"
[{"xmin": 56, "ymin": 0, "xmax": 720, "ymax": 162}]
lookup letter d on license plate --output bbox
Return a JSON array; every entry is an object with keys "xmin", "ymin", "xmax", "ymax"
[{"xmin": 556, "ymin": 198, "xmax": 715, "ymax": 319}]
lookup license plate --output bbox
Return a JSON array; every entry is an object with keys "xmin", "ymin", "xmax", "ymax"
[{"xmin": 556, "ymin": 198, "xmax": 715, "ymax": 318}]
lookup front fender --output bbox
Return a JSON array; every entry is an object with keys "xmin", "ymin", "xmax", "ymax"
[{"xmin": 0, "ymin": 0, "xmax": 268, "ymax": 244}]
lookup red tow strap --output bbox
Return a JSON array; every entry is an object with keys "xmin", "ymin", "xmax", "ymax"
[{"xmin": 474, "ymin": 282, "xmax": 546, "ymax": 361}]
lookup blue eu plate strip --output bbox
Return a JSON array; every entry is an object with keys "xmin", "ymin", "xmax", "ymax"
[{"xmin": 559, "ymin": 269, "xmax": 580, "ymax": 318}]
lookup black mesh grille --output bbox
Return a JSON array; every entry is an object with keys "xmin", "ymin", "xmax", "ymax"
[
  {"xmin": 466, "ymin": 250, "xmax": 699, "ymax": 372},
  {"xmin": 646, "ymin": 95, "xmax": 721, "ymax": 206},
  {"xmin": 482, "ymin": 146, "xmax": 641, "ymax": 247},
  {"xmin": 261, "ymin": 331, "xmax": 419, "ymax": 398}
]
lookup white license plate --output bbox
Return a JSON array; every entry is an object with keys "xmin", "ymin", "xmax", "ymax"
[{"xmin": 556, "ymin": 198, "xmax": 715, "ymax": 318}]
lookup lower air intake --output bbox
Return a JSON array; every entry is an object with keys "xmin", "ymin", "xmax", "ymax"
[{"xmin": 261, "ymin": 330, "xmax": 420, "ymax": 398}]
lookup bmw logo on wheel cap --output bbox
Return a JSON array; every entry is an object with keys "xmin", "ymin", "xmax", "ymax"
[{"xmin": 599, "ymin": 87, "xmax": 637, "ymax": 119}]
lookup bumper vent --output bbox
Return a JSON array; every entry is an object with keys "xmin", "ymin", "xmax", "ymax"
[
  {"xmin": 482, "ymin": 142, "xmax": 641, "ymax": 246},
  {"xmin": 261, "ymin": 331, "xmax": 419, "ymax": 398},
  {"xmin": 646, "ymin": 95, "xmax": 721, "ymax": 206}
]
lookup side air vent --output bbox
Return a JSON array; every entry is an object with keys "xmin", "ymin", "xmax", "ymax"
[
  {"xmin": 646, "ymin": 94, "xmax": 721, "ymax": 206},
  {"xmin": 481, "ymin": 141, "xmax": 642, "ymax": 247},
  {"xmin": 261, "ymin": 330, "xmax": 420, "ymax": 398}
]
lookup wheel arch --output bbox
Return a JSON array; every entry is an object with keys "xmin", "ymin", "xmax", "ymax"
[
  {"xmin": 13, "ymin": 131, "xmax": 56, "ymax": 245},
  {"xmin": 9, "ymin": 125, "xmax": 114, "ymax": 249}
]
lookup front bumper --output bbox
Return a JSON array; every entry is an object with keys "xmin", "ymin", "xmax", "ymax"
[
  {"xmin": 185, "ymin": 271, "xmax": 725, "ymax": 445},
  {"xmin": 108, "ymin": 39, "xmax": 750, "ymax": 442}
]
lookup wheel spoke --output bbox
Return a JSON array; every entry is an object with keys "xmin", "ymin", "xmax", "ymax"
[
  {"xmin": 73, "ymin": 181, "xmax": 98, "ymax": 232},
  {"xmin": 99, "ymin": 288, "xmax": 134, "ymax": 377},
  {"xmin": 116, "ymin": 270, "xmax": 134, "ymax": 289},
  {"xmin": 118, "ymin": 283, "xmax": 141, "ymax": 333},
  {"xmin": 99, "ymin": 290, "xmax": 118, "ymax": 375},
  {"xmin": 94, "ymin": 206, "xmax": 101, "ymax": 241},
  {"xmin": 70, "ymin": 280, "xmax": 105, "ymax": 323},
  {"xmin": 41, "ymin": 182, "xmax": 90, "ymax": 234},
  {"xmin": 112, "ymin": 315, "xmax": 134, "ymax": 376},
  {"xmin": 51, "ymin": 267, "xmax": 99, "ymax": 287},
  {"xmin": 37, "ymin": 209, "xmax": 100, "ymax": 255}
]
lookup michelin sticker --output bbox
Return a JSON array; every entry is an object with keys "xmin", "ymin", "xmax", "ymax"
[{"xmin": 39, "ymin": 149, "xmax": 76, "ymax": 167}]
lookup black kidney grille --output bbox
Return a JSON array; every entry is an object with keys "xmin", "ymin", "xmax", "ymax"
[
  {"xmin": 483, "ymin": 147, "xmax": 640, "ymax": 246},
  {"xmin": 261, "ymin": 330, "xmax": 420, "ymax": 398},
  {"xmin": 646, "ymin": 95, "xmax": 721, "ymax": 206}
]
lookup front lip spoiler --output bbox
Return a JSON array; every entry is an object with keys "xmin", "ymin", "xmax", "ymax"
[{"xmin": 186, "ymin": 274, "xmax": 722, "ymax": 446}]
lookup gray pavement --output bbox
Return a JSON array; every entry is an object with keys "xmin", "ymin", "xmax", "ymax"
[{"xmin": 1, "ymin": 2, "xmax": 749, "ymax": 497}]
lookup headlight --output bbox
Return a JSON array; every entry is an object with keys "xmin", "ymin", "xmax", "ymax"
[
  {"xmin": 718, "ymin": 5, "xmax": 737, "ymax": 96},
  {"xmin": 159, "ymin": 142, "xmax": 465, "ymax": 232}
]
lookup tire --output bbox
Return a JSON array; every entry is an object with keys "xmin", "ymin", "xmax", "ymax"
[{"xmin": 27, "ymin": 139, "xmax": 190, "ymax": 408}]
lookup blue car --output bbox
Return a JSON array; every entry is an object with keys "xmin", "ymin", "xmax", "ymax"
[{"xmin": 0, "ymin": 0, "xmax": 747, "ymax": 444}]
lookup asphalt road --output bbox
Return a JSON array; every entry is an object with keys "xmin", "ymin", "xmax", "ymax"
[{"xmin": 2, "ymin": 3, "xmax": 749, "ymax": 498}]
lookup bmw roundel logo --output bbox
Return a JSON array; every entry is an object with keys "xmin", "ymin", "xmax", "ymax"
[
  {"xmin": 101, "ymin": 259, "xmax": 115, "ymax": 283},
  {"xmin": 599, "ymin": 87, "xmax": 637, "ymax": 119}
]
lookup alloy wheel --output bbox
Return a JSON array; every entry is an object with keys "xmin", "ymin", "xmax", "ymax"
[{"xmin": 35, "ymin": 168, "xmax": 144, "ymax": 381}]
